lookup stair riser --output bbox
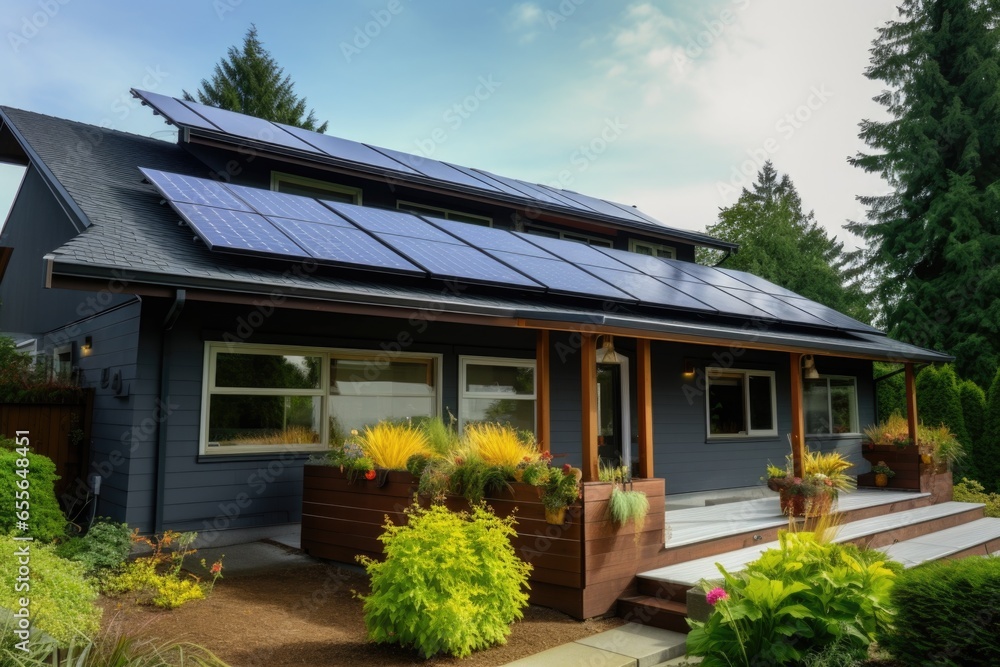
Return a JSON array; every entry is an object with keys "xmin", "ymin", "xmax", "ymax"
[
  {"xmin": 945, "ymin": 536, "xmax": 1000, "ymax": 560},
  {"xmin": 637, "ymin": 578, "xmax": 698, "ymax": 601},
  {"xmin": 844, "ymin": 507, "xmax": 986, "ymax": 550},
  {"xmin": 616, "ymin": 599, "xmax": 691, "ymax": 634}
]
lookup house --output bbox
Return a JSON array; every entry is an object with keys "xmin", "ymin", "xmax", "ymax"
[{"xmin": 0, "ymin": 89, "xmax": 949, "ymax": 545}]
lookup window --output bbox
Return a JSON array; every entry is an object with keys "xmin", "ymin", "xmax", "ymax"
[
  {"xmin": 201, "ymin": 343, "xmax": 440, "ymax": 454},
  {"xmin": 271, "ymin": 171, "xmax": 362, "ymax": 204},
  {"xmin": 459, "ymin": 357, "xmax": 536, "ymax": 433},
  {"xmin": 706, "ymin": 369, "xmax": 777, "ymax": 437},
  {"xmin": 52, "ymin": 344, "xmax": 73, "ymax": 380},
  {"xmin": 804, "ymin": 376, "xmax": 859, "ymax": 435},
  {"xmin": 629, "ymin": 239, "xmax": 676, "ymax": 259},
  {"xmin": 397, "ymin": 200, "xmax": 492, "ymax": 227},
  {"xmin": 524, "ymin": 227, "xmax": 614, "ymax": 248}
]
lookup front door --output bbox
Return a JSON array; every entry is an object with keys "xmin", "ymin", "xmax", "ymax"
[{"xmin": 595, "ymin": 351, "xmax": 631, "ymax": 472}]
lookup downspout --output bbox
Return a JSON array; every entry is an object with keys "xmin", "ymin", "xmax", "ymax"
[{"xmin": 154, "ymin": 290, "xmax": 186, "ymax": 533}]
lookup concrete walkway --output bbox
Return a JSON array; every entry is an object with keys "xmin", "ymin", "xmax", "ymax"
[{"xmin": 500, "ymin": 623, "xmax": 692, "ymax": 667}]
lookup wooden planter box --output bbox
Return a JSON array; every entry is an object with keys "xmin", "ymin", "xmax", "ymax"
[
  {"xmin": 858, "ymin": 444, "xmax": 921, "ymax": 491},
  {"xmin": 300, "ymin": 465, "xmax": 665, "ymax": 619}
]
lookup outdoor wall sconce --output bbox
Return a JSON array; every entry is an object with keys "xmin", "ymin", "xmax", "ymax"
[
  {"xmin": 598, "ymin": 334, "xmax": 618, "ymax": 363},
  {"xmin": 802, "ymin": 354, "xmax": 820, "ymax": 380},
  {"xmin": 682, "ymin": 359, "xmax": 696, "ymax": 377},
  {"xmin": 81, "ymin": 336, "xmax": 93, "ymax": 354}
]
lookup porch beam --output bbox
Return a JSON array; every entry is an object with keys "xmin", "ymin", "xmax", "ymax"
[
  {"xmin": 636, "ymin": 338, "xmax": 654, "ymax": 479},
  {"xmin": 581, "ymin": 333, "xmax": 599, "ymax": 482},
  {"xmin": 905, "ymin": 362, "xmax": 919, "ymax": 446},
  {"xmin": 789, "ymin": 352, "xmax": 806, "ymax": 478},
  {"xmin": 536, "ymin": 330, "xmax": 551, "ymax": 453}
]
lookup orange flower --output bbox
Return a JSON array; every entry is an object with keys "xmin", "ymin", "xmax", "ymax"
[
  {"xmin": 210, "ymin": 560, "xmax": 223, "ymax": 576},
  {"xmin": 364, "ymin": 469, "xmax": 376, "ymax": 480}
]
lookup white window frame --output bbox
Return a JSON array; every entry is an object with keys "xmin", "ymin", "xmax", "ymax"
[
  {"xmin": 458, "ymin": 356, "xmax": 537, "ymax": 433},
  {"xmin": 629, "ymin": 239, "xmax": 676, "ymax": 259},
  {"xmin": 200, "ymin": 342, "xmax": 441, "ymax": 455},
  {"xmin": 804, "ymin": 375, "xmax": 860, "ymax": 435},
  {"xmin": 271, "ymin": 171, "xmax": 362, "ymax": 204},
  {"xmin": 396, "ymin": 200, "xmax": 493, "ymax": 227},
  {"xmin": 705, "ymin": 368, "xmax": 778, "ymax": 439},
  {"xmin": 559, "ymin": 231, "xmax": 613, "ymax": 248},
  {"xmin": 51, "ymin": 344, "xmax": 73, "ymax": 380}
]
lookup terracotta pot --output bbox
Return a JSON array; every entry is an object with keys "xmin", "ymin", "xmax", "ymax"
[
  {"xmin": 875, "ymin": 473, "xmax": 889, "ymax": 488},
  {"xmin": 779, "ymin": 489, "xmax": 835, "ymax": 518},
  {"xmin": 766, "ymin": 477, "xmax": 784, "ymax": 492},
  {"xmin": 544, "ymin": 506, "xmax": 567, "ymax": 525}
]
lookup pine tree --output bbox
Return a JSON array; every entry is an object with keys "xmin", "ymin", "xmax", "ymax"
[
  {"xmin": 916, "ymin": 365, "xmax": 969, "ymax": 446},
  {"xmin": 959, "ymin": 378, "xmax": 987, "ymax": 482},
  {"xmin": 184, "ymin": 25, "xmax": 327, "ymax": 133},
  {"xmin": 704, "ymin": 162, "xmax": 869, "ymax": 322},
  {"xmin": 848, "ymin": 0, "xmax": 1000, "ymax": 388},
  {"xmin": 874, "ymin": 362, "xmax": 907, "ymax": 423},
  {"xmin": 982, "ymin": 367, "xmax": 1000, "ymax": 492}
]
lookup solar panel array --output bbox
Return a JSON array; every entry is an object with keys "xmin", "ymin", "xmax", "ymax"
[
  {"xmin": 132, "ymin": 88, "xmax": 678, "ymax": 234},
  {"xmin": 140, "ymin": 167, "xmax": 878, "ymax": 333}
]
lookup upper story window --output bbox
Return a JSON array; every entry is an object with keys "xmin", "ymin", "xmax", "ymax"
[
  {"xmin": 525, "ymin": 227, "xmax": 613, "ymax": 248},
  {"xmin": 397, "ymin": 200, "xmax": 492, "ymax": 227},
  {"xmin": 706, "ymin": 368, "xmax": 777, "ymax": 438},
  {"xmin": 629, "ymin": 239, "xmax": 676, "ymax": 259},
  {"xmin": 803, "ymin": 376, "xmax": 859, "ymax": 435},
  {"xmin": 271, "ymin": 171, "xmax": 362, "ymax": 205}
]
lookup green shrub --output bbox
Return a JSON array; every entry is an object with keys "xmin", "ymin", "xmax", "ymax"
[
  {"xmin": 0, "ymin": 535, "xmax": 101, "ymax": 644},
  {"xmin": 55, "ymin": 518, "xmax": 132, "ymax": 574},
  {"xmin": 358, "ymin": 503, "xmax": 531, "ymax": 658},
  {"xmin": 916, "ymin": 365, "xmax": 970, "ymax": 448},
  {"xmin": 953, "ymin": 478, "xmax": 1000, "ymax": 517},
  {"xmin": 874, "ymin": 362, "xmax": 906, "ymax": 423},
  {"xmin": 0, "ymin": 448, "xmax": 66, "ymax": 542},
  {"xmin": 982, "ymin": 367, "xmax": 1000, "ymax": 492},
  {"xmin": 880, "ymin": 556, "xmax": 1000, "ymax": 666},
  {"xmin": 686, "ymin": 532, "xmax": 897, "ymax": 666}
]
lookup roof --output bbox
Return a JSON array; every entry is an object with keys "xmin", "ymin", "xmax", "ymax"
[
  {"xmin": 0, "ymin": 105, "xmax": 952, "ymax": 364},
  {"xmin": 131, "ymin": 89, "xmax": 738, "ymax": 252}
]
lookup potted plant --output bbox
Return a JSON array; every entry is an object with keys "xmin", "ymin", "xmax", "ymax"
[
  {"xmin": 763, "ymin": 448, "xmax": 854, "ymax": 517},
  {"xmin": 871, "ymin": 461, "xmax": 895, "ymax": 487},
  {"xmin": 600, "ymin": 461, "xmax": 650, "ymax": 544},
  {"xmin": 917, "ymin": 424, "xmax": 965, "ymax": 472},
  {"xmin": 536, "ymin": 464, "xmax": 581, "ymax": 525},
  {"xmin": 863, "ymin": 413, "xmax": 912, "ymax": 449}
]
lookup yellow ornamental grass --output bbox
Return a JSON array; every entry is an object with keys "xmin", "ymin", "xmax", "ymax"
[
  {"xmin": 463, "ymin": 422, "xmax": 539, "ymax": 467},
  {"xmin": 358, "ymin": 422, "xmax": 431, "ymax": 470},
  {"xmin": 802, "ymin": 449, "xmax": 856, "ymax": 493}
]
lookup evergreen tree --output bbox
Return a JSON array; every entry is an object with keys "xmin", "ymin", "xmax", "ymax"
[
  {"xmin": 959, "ymin": 378, "xmax": 987, "ymax": 482},
  {"xmin": 848, "ymin": 0, "xmax": 1000, "ymax": 388},
  {"xmin": 915, "ymin": 365, "xmax": 969, "ymax": 447},
  {"xmin": 874, "ymin": 362, "xmax": 907, "ymax": 423},
  {"xmin": 184, "ymin": 25, "xmax": 328, "ymax": 133},
  {"xmin": 704, "ymin": 162, "xmax": 869, "ymax": 322},
  {"xmin": 982, "ymin": 368, "xmax": 1000, "ymax": 492}
]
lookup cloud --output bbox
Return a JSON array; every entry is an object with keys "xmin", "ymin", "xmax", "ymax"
[{"xmin": 509, "ymin": 2, "xmax": 544, "ymax": 43}]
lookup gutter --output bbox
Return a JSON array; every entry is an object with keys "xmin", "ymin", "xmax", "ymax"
[{"xmin": 154, "ymin": 289, "xmax": 185, "ymax": 533}]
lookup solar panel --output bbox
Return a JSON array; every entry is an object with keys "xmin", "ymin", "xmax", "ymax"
[
  {"xmin": 530, "ymin": 183, "xmax": 601, "ymax": 214},
  {"xmin": 515, "ymin": 232, "xmax": 631, "ymax": 270},
  {"xmin": 427, "ymin": 219, "xmax": 555, "ymax": 258},
  {"xmin": 547, "ymin": 188, "xmax": 649, "ymax": 223},
  {"xmin": 373, "ymin": 236, "xmax": 541, "ymax": 288},
  {"xmin": 445, "ymin": 165, "xmax": 528, "ymax": 197},
  {"xmin": 489, "ymin": 251, "xmax": 633, "ymax": 300},
  {"xmin": 172, "ymin": 203, "xmax": 305, "ymax": 257},
  {"xmin": 582, "ymin": 267, "xmax": 717, "ymax": 312},
  {"xmin": 178, "ymin": 99, "xmax": 318, "ymax": 153},
  {"xmin": 225, "ymin": 184, "xmax": 355, "ymax": 226},
  {"xmin": 276, "ymin": 124, "xmax": 421, "ymax": 175},
  {"xmin": 671, "ymin": 260, "xmax": 763, "ymax": 291},
  {"xmin": 715, "ymin": 267, "xmax": 803, "ymax": 298},
  {"xmin": 470, "ymin": 169, "xmax": 575, "ymax": 208},
  {"xmin": 723, "ymin": 289, "xmax": 835, "ymax": 327},
  {"xmin": 140, "ymin": 168, "xmax": 253, "ymax": 211},
  {"xmin": 132, "ymin": 89, "xmax": 221, "ymax": 133},
  {"xmin": 594, "ymin": 247, "xmax": 707, "ymax": 283},
  {"xmin": 774, "ymin": 296, "xmax": 881, "ymax": 333},
  {"xmin": 323, "ymin": 203, "xmax": 459, "ymax": 242},
  {"xmin": 666, "ymin": 281, "xmax": 778, "ymax": 321},
  {"xmin": 266, "ymin": 218, "xmax": 423, "ymax": 273},
  {"xmin": 365, "ymin": 145, "xmax": 505, "ymax": 192}
]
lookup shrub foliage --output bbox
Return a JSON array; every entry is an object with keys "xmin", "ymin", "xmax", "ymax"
[
  {"xmin": 55, "ymin": 518, "xmax": 132, "ymax": 574},
  {"xmin": 0, "ymin": 448, "xmax": 66, "ymax": 542},
  {"xmin": 358, "ymin": 504, "xmax": 531, "ymax": 659},
  {"xmin": 881, "ymin": 556, "xmax": 1000, "ymax": 666}
]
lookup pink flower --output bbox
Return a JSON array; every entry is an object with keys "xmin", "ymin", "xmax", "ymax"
[
  {"xmin": 706, "ymin": 587, "xmax": 729, "ymax": 606},
  {"xmin": 562, "ymin": 463, "xmax": 572, "ymax": 474}
]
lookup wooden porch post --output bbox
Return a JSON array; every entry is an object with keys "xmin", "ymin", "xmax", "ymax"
[
  {"xmin": 789, "ymin": 352, "xmax": 806, "ymax": 478},
  {"xmin": 536, "ymin": 330, "xmax": 551, "ymax": 454},
  {"xmin": 905, "ymin": 362, "xmax": 919, "ymax": 446},
  {"xmin": 636, "ymin": 338, "xmax": 654, "ymax": 479},
  {"xmin": 580, "ymin": 333, "xmax": 599, "ymax": 482}
]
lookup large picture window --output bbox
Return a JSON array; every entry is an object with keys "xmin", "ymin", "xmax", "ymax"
[
  {"xmin": 201, "ymin": 343, "xmax": 439, "ymax": 455},
  {"xmin": 804, "ymin": 376, "xmax": 859, "ymax": 435},
  {"xmin": 459, "ymin": 357, "xmax": 536, "ymax": 433},
  {"xmin": 706, "ymin": 369, "xmax": 777, "ymax": 438}
]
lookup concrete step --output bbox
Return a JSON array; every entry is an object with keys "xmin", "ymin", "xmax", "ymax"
[
  {"xmin": 617, "ymin": 596, "xmax": 690, "ymax": 634},
  {"xmin": 500, "ymin": 623, "xmax": 688, "ymax": 667},
  {"xmin": 882, "ymin": 517, "xmax": 1000, "ymax": 566}
]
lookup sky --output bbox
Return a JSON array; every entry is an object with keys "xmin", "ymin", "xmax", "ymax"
[{"xmin": 0, "ymin": 0, "xmax": 901, "ymax": 249}]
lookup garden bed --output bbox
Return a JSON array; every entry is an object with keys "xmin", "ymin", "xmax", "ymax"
[{"xmin": 300, "ymin": 465, "xmax": 666, "ymax": 619}]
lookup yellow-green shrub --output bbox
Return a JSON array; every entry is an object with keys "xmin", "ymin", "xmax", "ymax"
[
  {"xmin": 358, "ymin": 504, "xmax": 531, "ymax": 658},
  {"xmin": 357, "ymin": 422, "xmax": 430, "ymax": 470},
  {"xmin": 463, "ymin": 423, "xmax": 538, "ymax": 467}
]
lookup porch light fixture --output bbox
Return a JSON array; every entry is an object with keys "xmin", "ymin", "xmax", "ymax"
[
  {"xmin": 802, "ymin": 354, "xmax": 820, "ymax": 380},
  {"xmin": 81, "ymin": 336, "xmax": 93, "ymax": 354},
  {"xmin": 598, "ymin": 335, "xmax": 618, "ymax": 363},
  {"xmin": 682, "ymin": 359, "xmax": 696, "ymax": 377}
]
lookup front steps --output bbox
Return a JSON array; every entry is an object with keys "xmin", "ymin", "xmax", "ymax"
[{"xmin": 619, "ymin": 497, "xmax": 1000, "ymax": 632}]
